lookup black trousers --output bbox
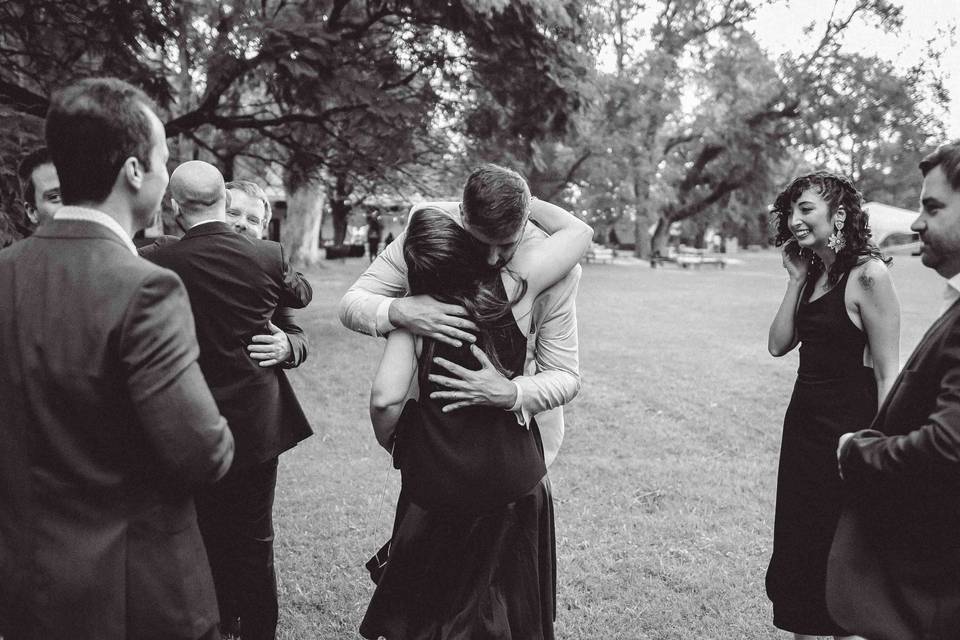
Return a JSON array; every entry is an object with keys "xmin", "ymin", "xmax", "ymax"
[{"xmin": 196, "ymin": 457, "xmax": 279, "ymax": 640}]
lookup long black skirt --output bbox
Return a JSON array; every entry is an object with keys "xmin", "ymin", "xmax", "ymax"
[
  {"xmin": 766, "ymin": 368, "xmax": 877, "ymax": 635},
  {"xmin": 360, "ymin": 477, "xmax": 556, "ymax": 640}
]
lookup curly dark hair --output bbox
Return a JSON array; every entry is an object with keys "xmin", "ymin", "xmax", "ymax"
[
  {"xmin": 404, "ymin": 207, "xmax": 527, "ymax": 376},
  {"xmin": 771, "ymin": 171, "xmax": 890, "ymax": 285}
]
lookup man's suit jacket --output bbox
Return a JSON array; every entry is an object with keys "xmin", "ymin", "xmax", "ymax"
[
  {"xmin": 147, "ymin": 221, "xmax": 313, "ymax": 470},
  {"xmin": 828, "ymin": 297, "xmax": 960, "ymax": 640},
  {"xmin": 338, "ymin": 202, "xmax": 581, "ymax": 467},
  {"xmin": 139, "ymin": 236, "xmax": 309, "ymax": 369},
  {"xmin": 0, "ymin": 215, "xmax": 234, "ymax": 640}
]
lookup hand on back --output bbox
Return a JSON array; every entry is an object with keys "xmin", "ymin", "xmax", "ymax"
[{"xmin": 390, "ymin": 295, "xmax": 478, "ymax": 347}]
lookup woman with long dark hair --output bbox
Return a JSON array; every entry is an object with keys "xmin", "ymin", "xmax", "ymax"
[
  {"xmin": 765, "ymin": 172, "xmax": 901, "ymax": 639},
  {"xmin": 359, "ymin": 200, "xmax": 591, "ymax": 640}
]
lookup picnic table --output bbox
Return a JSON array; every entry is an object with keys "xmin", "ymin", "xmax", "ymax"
[
  {"xmin": 650, "ymin": 247, "xmax": 725, "ymax": 269},
  {"xmin": 584, "ymin": 244, "xmax": 615, "ymax": 264}
]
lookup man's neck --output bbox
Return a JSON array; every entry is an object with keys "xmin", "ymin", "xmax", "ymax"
[{"xmin": 67, "ymin": 198, "xmax": 136, "ymax": 238}]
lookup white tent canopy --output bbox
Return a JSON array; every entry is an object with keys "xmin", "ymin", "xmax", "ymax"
[{"xmin": 864, "ymin": 201, "xmax": 919, "ymax": 247}]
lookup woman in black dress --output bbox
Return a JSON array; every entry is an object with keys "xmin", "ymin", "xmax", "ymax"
[
  {"xmin": 766, "ymin": 172, "xmax": 901, "ymax": 639},
  {"xmin": 360, "ymin": 200, "xmax": 591, "ymax": 640}
]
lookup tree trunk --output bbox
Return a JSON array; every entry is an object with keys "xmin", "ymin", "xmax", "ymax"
[
  {"xmin": 330, "ymin": 198, "xmax": 350, "ymax": 245},
  {"xmin": 282, "ymin": 181, "xmax": 326, "ymax": 265},
  {"xmin": 632, "ymin": 215, "xmax": 651, "ymax": 259},
  {"xmin": 650, "ymin": 214, "xmax": 671, "ymax": 257},
  {"xmin": 329, "ymin": 172, "xmax": 353, "ymax": 245}
]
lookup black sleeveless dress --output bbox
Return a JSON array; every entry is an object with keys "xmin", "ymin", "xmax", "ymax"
[
  {"xmin": 360, "ymin": 287, "xmax": 555, "ymax": 640},
  {"xmin": 766, "ymin": 269, "xmax": 878, "ymax": 635}
]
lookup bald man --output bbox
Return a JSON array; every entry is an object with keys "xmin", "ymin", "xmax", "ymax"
[{"xmin": 146, "ymin": 161, "xmax": 313, "ymax": 640}]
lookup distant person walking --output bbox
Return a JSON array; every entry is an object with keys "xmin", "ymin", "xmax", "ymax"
[
  {"xmin": 765, "ymin": 172, "xmax": 900, "ymax": 640},
  {"xmin": 366, "ymin": 211, "xmax": 382, "ymax": 262}
]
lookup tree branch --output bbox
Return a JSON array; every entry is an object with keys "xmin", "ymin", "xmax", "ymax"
[
  {"xmin": 0, "ymin": 79, "xmax": 48, "ymax": 118},
  {"xmin": 543, "ymin": 150, "xmax": 593, "ymax": 201},
  {"xmin": 165, "ymin": 103, "xmax": 369, "ymax": 137}
]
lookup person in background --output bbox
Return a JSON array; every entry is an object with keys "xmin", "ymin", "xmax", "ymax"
[
  {"xmin": 16, "ymin": 146, "xmax": 61, "ymax": 230},
  {"xmin": 366, "ymin": 210, "xmax": 382, "ymax": 262},
  {"xmin": 766, "ymin": 171, "xmax": 900, "ymax": 640}
]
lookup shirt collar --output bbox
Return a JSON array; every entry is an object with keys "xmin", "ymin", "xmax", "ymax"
[
  {"xmin": 53, "ymin": 206, "xmax": 138, "ymax": 255},
  {"xmin": 947, "ymin": 272, "xmax": 960, "ymax": 295},
  {"xmin": 188, "ymin": 218, "xmax": 223, "ymax": 229}
]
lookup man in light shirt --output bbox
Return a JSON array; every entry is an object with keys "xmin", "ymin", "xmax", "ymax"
[
  {"xmin": 0, "ymin": 77, "xmax": 233, "ymax": 640},
  {"xmin": 829, "ymin": 140, "xmax": 960, "ymax": 639},
  {"xmin": 339, "ymin": 163, "xmax": 581, "ymax": 466}
]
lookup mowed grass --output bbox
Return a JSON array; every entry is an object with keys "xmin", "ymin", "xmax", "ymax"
[{"xmin": 273, "ymin": 250, "xmax": 942, "ymax": 639}]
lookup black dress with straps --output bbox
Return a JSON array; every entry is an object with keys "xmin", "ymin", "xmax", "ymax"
[
  {"xmin": 360, "ymin": 278, "xmax": 555, "ymax": 640},
  {"xmin": 766, "ymin": 269, "xmax": 879, "ymax": 635}
]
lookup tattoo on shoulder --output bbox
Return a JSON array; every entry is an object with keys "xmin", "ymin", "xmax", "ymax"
[{"xmin": 858, "ymin": 271, "xmax": 875, "ymax": 291}]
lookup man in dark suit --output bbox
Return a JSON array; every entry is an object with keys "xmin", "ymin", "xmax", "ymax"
[
  {"xmin": 0, "ymin": 78, "xmax": 234, "ymax": 640},
  {"xmin": 225, "ymin": 179, "xmax": 309, "ymax": 370},
  {"xmin": 147, "ymin": 161, "xmax": 313, "ymax": 640},
  {"xmin": 829, "ymin": 139, "xmax": 960, "ymax": 639}
]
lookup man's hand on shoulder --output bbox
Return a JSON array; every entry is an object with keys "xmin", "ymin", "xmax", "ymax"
[{"xmin": 389, "ymin": 295, "xmax": 478, "ymax": 347}]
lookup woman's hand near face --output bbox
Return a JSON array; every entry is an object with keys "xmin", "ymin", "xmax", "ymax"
[
  {"xmin": 781, "ymin": 240, "xmax": 808, "ymax": 283},
  {"xmin": 769, "ymin": 241, "xmax": 807, "ymax": 357}
]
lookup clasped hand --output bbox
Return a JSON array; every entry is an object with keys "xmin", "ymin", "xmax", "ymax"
[
  {"xmin": 247, "ymin": 321, "xmax": 291, "ymax": 367},
  {"xmin": 429, "ymin": 345, "xmax": 518, "ymax": 412}
]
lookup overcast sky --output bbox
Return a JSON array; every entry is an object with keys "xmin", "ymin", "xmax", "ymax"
[{"xmin": 750, "ymin": 0, "xmax": 960, "ymax": 137}]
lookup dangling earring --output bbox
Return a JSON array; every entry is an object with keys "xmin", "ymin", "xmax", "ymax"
[{"xmin": 828, "ymin": 206, "xmax": 846, "ymax": 253}]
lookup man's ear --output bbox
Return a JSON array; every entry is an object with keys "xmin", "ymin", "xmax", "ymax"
[
  {"xmin": 122, "ymin": 156, "xmax": 143, "ymax": 190},
  {"xmin": 24, "ymin": 204, "xmax": 38, "ymax": 225}
]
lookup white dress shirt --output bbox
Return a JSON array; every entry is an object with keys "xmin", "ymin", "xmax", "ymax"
[{"xmin": 941, "ymin": 273, "xmax": 960, "ymax": 316}]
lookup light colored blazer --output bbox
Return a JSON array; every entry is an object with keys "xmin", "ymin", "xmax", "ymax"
[{"xmin": 338, "ymin": 201, "xmax": 581, "ymax": 466}]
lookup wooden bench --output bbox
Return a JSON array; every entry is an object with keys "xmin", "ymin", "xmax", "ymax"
[{"xmin": 584, "ymin": 245, "xmax": 614, "ymax": 264}]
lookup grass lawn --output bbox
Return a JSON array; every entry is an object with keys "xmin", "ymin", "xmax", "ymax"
[{"xmin": 273, "ymin": 249, "xmax": 942, "ymax": 639}]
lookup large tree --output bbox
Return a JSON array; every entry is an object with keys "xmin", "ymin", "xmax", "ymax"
[
  {"xmin": 554, "ymin": 0, "xmax": 942, "ymax": 256},
  {"xmin": 0, "ymin": 0, "xmax": 590, "ymax": 256}
]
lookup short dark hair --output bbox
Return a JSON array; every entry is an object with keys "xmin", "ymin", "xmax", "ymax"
[
  {"xmin": 919, "ymin": 140, "xmax": 960, "ymax": 191},
  {"xmin": 461, "ymin": 164, "xmax": 530, "ymax": 239},
  {"xmin": 45, "ymin": 77, "xmax": 159, "ymax": 205},
  {"xmin": 17, "ymin": 146, "xmax": 52, "ymax": 208}
]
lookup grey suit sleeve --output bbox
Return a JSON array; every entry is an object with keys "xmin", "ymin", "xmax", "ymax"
[{"xmin": 121, "ymin": 270, "xmax": 233, "ymax": 486}]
